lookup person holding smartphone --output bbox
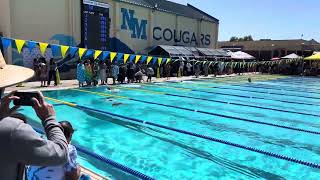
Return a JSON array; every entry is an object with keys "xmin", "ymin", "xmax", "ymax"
[{"xmin": 0, "ymin": 50, "xmax": 68, "ymax": 179}]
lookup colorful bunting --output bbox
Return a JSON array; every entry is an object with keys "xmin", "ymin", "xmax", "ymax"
[
  {"xmin": 69, "ymin": 47, "xmax": 79, "ymax": 57},
  {"xmin": 158, "ymin": 58, "xmax": 163, "ymax": 66},
  {"xmin": 117, "ymin": 53, "xmax": 124, "ymax": 62},
  {"xmin": 102, "ymin": 51, "xmax": 110, "ymax": 61},
  {"xmin": 135, "ymin": 55, "xmax": 141, "ymax": 64},
  {"xmin": 152, "ymin": 57, "xmax": 158, "ymax": 65},
  {"xmin": 147, "ymin": 56, "xmax": 153, "ymax": 65},
  {"xmin": 78, "ymin": 48, "xmax": 87, "ymax": 59},
  {"xmin": 129, "ymin": 55, "xmax": 135, "ymax": 63},
  {"xmin": 0, "ymin": 37, "xmax": 173, "ymax": 67},
  {"xmin": 110, "ymin": 52, "xmax": 117, "ymax": 62},
  {"xmin": 15, "ymin": 39, "xmax": 26, "ymax": 54},
  {"xmin": 39, "ymin": 42, "xmax": 49, "ymax": 55},
  {"xmin": 85, "ymin": 49, "xmax": 94, "ymax": 58},
  {"xmin": 61, "ymin": 45, "xmax": 69, "ymax": 58},
  {"xmin": 94, "ymin": 50, "xmax": 102, "ymax": 60},
  {"xmin": 140, "ymin": 56, "xmax": 147, "ymax": 63},
  {"xmin": 27, "ymin": 41, "xmax": 37, "ymax": 52},
  {"xmin": 166, "ymin": 58, "xmax": 172, "ymax": 64},
  {"xmin": 124, "ymin": 54, "xmax": 130, "ymax": 63},
  {"xmin": 1, "ymin": 37, "xmax": 11, "ymax": 50},
  {"xmin": 50, "ymin": 44, "xmax": 61, "ymax": 57}
]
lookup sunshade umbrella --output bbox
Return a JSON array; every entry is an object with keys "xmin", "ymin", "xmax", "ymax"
[
  {"xmin": 304, "ymin": 53, "xmax": 320, "ymax": 61},
  {"xmin": 281, "ymin": 53, "xmax": 301, "ymax": 59}
]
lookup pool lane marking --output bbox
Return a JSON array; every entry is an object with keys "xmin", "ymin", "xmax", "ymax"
[
  {"xmin": 191, "ymin": 78, "xmax": 320, "ymax": 94},
  {"xmin": 180, "ymin": 81, "xmax": 320, "ymax": 100},
  {"xmin": 189, "ymin": 78, "xmax": 320, "ymax": 94},
  {"xmin": 162, "ymin": 82, "xmax": 320, "ymax": 107},
  {"xmin": 118, "ymin": 86, "xmax": 320, "ymax": 118},
  {"xmin": 72, "ymin": 89, "xmax": 320, "ymax": 135},
  {"xmin": 33, "ymin": 127, "xmax": 155, "ymax": 180},
  {"xmin": 44, "ymin": 96, "xmax": 320, "ymax": 170}
]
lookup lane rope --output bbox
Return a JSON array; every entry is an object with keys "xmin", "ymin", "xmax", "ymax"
[
  {"xmin": 120, "ymin": 86, "xmax": 320, "ymax": 117},
  {"xmin": 163, "ymin": 82, "xmax": 320, "ymax": 107},
  {"xmin": 33, "ymin": 128, "xmax": 155, "ymax": 180},
  {"xmin": 43, "ymin": 98, "xmax": 320, "ymax": 170},
  {"xmin": 73, "ymin": 89, "xmax": 320, "ymax": 135}
]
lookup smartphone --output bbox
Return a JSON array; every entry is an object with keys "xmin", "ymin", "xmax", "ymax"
[{"xmin": 13, "ymin": 92, "xmax": 41, "ymax": 106}]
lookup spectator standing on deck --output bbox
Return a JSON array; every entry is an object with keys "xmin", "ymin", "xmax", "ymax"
[
  {"xmin": 39, "ymin": 62, "xmax": 48, "ymax": 87},
  {"xmin": 118, "ymin": 63, "xmax": 127, "ymax": 84},
  {"xmin": 164, "ymin": 63, "xmax": 171, "ymax": 80},
  {"xmin": 84, "ymin": 61, "xmax": 93, "ymax": 86},
  {"xmin": 127, "ymin": 62, "xmax": 136, "ymax": 83},
  {"xmin": 146, "ymin": 66, "xmax": 154, "ymax": 82},
  {"xmin": 186, "ymin": 61, "xmax": 192, "ymax": 76},
  {"xmin": 77, "ymin": 61, "xmax": 86, "ymax": 87},
  {"xmin": 111, "ymin": 63, "xmax": 119, "ymax": 85},
  {"xmin": 99, "ymin": 61, "xmax": 107, "ymax": 85},
  {"xmin": 47, "ymin": 58, "xmax": 57, "ymax": 86}
]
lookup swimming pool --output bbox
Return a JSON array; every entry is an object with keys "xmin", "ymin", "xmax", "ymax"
[{"xmin": 20, "ymin": 75, "xmax": 320, "ymax": 179}]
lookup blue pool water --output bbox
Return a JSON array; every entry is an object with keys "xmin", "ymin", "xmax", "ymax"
[{"xmin": 20, "ymin": 75, "xmax": 320, "ymax": 179}]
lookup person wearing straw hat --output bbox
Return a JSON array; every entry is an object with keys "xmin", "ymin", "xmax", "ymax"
[{"xmin": 0, "ymin": 50, "xmax": 68, "ymax": 179}]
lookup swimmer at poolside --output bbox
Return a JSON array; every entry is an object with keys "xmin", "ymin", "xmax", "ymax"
[{"xmin": 248, "ymin": 78, "xmax": 252, "ymax": 83}]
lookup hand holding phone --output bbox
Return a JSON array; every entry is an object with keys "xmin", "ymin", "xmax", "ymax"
[{"xmin": 13, "ymin": 92, "xmax": 41, "ymax": 106}]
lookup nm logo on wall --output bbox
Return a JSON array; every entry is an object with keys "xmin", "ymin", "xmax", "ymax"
[{"xmin": 121, "ymin": 8, "xmax": 148, "ymax": 40}]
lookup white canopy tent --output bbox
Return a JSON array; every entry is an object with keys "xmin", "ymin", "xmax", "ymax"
[
  {"xmin": 281, "ymin": 53, "xmax": 301, "ymax": 59},
  {"xmin": 228, "ymin": 51, "xmax": 255, "ymax": 60}
]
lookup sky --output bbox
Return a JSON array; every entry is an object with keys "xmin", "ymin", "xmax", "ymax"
[{"xmin": 168, "ymin": 0, "xmax": 320, "ymax": 42}]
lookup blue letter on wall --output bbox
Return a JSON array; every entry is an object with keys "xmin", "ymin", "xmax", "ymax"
[{"xmin": 121, "ymin": 8, "xmax": 147, "ymax": 40}]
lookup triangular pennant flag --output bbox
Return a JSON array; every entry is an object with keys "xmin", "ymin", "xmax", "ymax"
[
  {"xmin": 166, "ymin": 58, "xmax": 171, "ymax": 64},
  {"xmin": 102, "ymin": 51, "xmax": 110, "ymax": 61},
  {"xmin": 27, "ymin": 41, "xmax": 37, "ymax": 52},
  {"xmin": 69, "ymin": 47, "xmax": 78, "ymax": 57},
  {"xmin": 162, "ymin": 58, "xmax": 167, "ymax": 64},
  {"xmin": 78, "ymin": 48, "xmax": 87, "ymax": 59},
  {"xmin": 147, "ymin": 56, "xmax": 153, "ymax": 65},
  {"xmin": 50, "ymin": 44, "xmax": 61, "ymax": 57},
  {"xmin": 140, "ymin": 56, "xmax": 147, "ymax": 63},
  {"xmin": 129, "ymin": 55, "xmax": 135, "ymax": 63},
  {"xmin": 110, "ymin": 52, "xmax": 117, "ymax": 62},
  {"xmin": 158, "ymin": 58, "xmax": 163, "ymax": 66},
  {"xmin": 152, "ymin": 57, "xmax": 158, "ymax": 65},
  {"xmin": 61, "ymin": 45, "xmax": 69, "ymax": 58},
  {"xmin": 117, "ymin": 53, "xmax": 124, "ymax": 62},
  {"xmin": 135, "ymin": 55, "xmax": 141, "ymax": 64},
  {"xmin": 85, "ymin": 49, "xmax": 94, "ymax": 58},
  {"xmin": 124, "ymin": 54, "xmax": 130, "ymax": 63},
  {"xmin": 39, "ymin": 42, "xmax": 49, "ymax": 55},
  {"xmin": 15, "ymin": 39, "xmax": 26, "ymax": 54},
  {"xmin": 1, "ymin": 37, "xmax": 12, "ymax": 50},
  {"xmin": 94, "ymin": 50, "xmax": 102, "ymax": 60}
]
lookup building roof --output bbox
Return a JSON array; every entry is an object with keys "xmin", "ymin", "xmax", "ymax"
[
  {"xmin": 118, "ymin": 0, "xmax": 219, "ymax": 23},
  {"xmin": 219, "ymin": 39, "xmax": 320, "ymax": 51}
]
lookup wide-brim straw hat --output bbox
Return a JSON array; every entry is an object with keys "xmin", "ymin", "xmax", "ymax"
[{"xmin": 0, "ymin": 50, "xmax": 34, "ymax": 88}]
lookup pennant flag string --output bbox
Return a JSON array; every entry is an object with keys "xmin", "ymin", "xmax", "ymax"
[
  {"xmin": 15, "ymin": 39, "xmax": 26, "ymax": 54},
  {"xmin": 94, "ymin": 50, "xmax": 102, "ymax": 60},
  {"xmin": 39, "ymin": 42, "xmax": 49, "ymax": 55},
  {"xmin": 78, "ymin": 48, "xmax": 87, "ymax": 59},
  {"xmin": 27, "ymin": 41, "xmax": 37, "ymax": 52},
  {"xmin": 129, "ymin": 54, "xmax": 135, "ymax": 63},
  {"xmin": 146, "ymin": 56, "xmax": 153, "ymax": 65},
  {"xmin": 124, "ymin": 54, "xmax": 130, "ymax": 63},
  {"xmin": 102, "ymin": 51, "xmax": 110, "ymax": 61},
  {"xmin": 135, "ymin": 55, "xmax": 141, "ymax": 64},
  {"xmin": 69, "ymin": 47, "xmax": 79, "ymax": 57},
  {"xmin": 61, "ymin": 45, "xmax": 70, "ymax": 58},
  {"xmin": 110, "ymin": 52, "xmax": 117, "ymax": 62},
  {"xmin": 50, "ymin": 44, "xmax": 61, "ymax": 57}
]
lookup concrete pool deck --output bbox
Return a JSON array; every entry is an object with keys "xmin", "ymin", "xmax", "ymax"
[{"xmin": 5, "ymin": 72, "xmax": 264, "ymax": 93}]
